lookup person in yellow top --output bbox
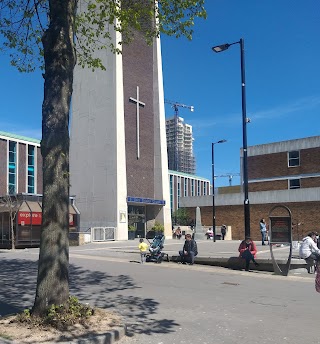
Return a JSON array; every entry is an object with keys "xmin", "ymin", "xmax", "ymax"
[{"xmin": 138, "ymin": 238, "xmax": 149, "ymax": 264}]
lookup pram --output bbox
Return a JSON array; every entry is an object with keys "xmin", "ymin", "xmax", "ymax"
[{"xmin": 146, "ymin": 234, "xmax": 166, "ymax": 263}]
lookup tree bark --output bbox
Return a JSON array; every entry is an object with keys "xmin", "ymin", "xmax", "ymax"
[{"xmin": 33, "ymin": 0, "xmax": 76, "ymax": 316}]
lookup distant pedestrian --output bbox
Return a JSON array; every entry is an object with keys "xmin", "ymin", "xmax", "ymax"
[
  {"xmin": 238, "ymin": 236, "xmax": 259, "ymax": 271},
  {"xmin": 175, "ymin": 227, "xmax": 182, "ymax": 240},
  {"xmin": 138, "ymin": 238, "xmax": 149, "ymax": 264},
  {"xmin": 221, "ymin": 225, "xmax": 227, "ymax": 240},
  {"xmin": 205, "ymin": 227, "xmax": 213, "ymax": 240},
  {"xmin": 260, "ymin": 218, "xmax": 267, "ymax": 245}
]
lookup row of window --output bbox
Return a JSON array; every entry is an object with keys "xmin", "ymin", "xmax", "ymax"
[
  {"xmin": 170, "ymin": 174, "xmax": 210, "ymax": 211},
  {"xmin": 7, "ymin": 141, "xmax": 36, "ymax": 194}
]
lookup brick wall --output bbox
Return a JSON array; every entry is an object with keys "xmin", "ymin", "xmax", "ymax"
[
  {"xmin": 123, "ymin": 30, "xmax": 155, "ymax": 198},
  {"xmin": 187, "ymin": 201, "xmax": 320, "ymax": 242},
  {"xmin": 249, "ymin": 180, "xmax": 287, "ymax": 192},
  {"xmin": 248, "ymin": 147, "xmax": 320, "ymax": 180},
  {"xmin": 301, "ymin": 177, "xmax": 320, "ymax": 188}
]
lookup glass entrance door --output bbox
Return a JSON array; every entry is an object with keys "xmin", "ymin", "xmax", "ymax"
[{"xmin": 128, "ymin": 205, "xmax": 146, "ymax": 238}]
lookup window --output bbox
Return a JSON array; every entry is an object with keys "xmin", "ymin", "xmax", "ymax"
[
  {"xmin": 197, "ymin": 180, "xmax": 200, "ymax": 196},
  {"xmin": 191, "ymin": 180, "xmax": 195, "ymax": 196},
  {"xmin": 8, "ymin": 141, "xmax": 17, "ymax": 193},
  {"xmin": 289, "ymin": 179, "xmax": 300, "ymax": 189},
  {"xmin": 184, "ymin": 178, "xmax": 187, "ymax": 197},
  {"xmin": 177, "ymin": 178, "xmax": 181, "ymax": 208},
  {"xmin": 170, "ymin": 175, "xmax": 173, "ymax": 212},
  {"xmin": 203, "ymin": 182, "xmax": 207, "ymax": 195},
  {"xmin": 28, "ymin": 145, "xmax": 35, "ymax": 193},
  {"xmin": 288, "ymin": 151, "xmax": 300, "ymax": 167}
]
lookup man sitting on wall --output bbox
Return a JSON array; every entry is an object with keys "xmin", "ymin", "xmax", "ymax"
[{"xmin": 179, "ymin": 234, "xmax": 198, "ymax": 265}]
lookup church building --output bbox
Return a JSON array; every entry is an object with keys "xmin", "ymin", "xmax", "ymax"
[{"xmin": 70, "ymin": 23, "xmax": 171, "ymax": 239}]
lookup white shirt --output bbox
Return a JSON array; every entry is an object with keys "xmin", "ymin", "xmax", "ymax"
[{"xmin": 299, "ymin": 236, "xmax": 320, "ymax": 259}]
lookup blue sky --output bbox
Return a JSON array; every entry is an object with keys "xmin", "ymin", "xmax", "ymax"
[
  {"xmin": 1, "ymin": 0, "xmax": 319, "ymax": 187},
  {"xmin": 162, "ymin": 0, "xmax": 320, "ymax": 186}
]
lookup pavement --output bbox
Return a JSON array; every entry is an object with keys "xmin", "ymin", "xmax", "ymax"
[
  {"xmin": 0, "ymin": 238, "xmax": 309, "ymax": 277},
  {"xmin": 0, "ymin": 238, "xmax": 317, "ymax": 344},
  {"xmin": 66, "ymin": 238, "xmax": 309, "ymax": 276}
]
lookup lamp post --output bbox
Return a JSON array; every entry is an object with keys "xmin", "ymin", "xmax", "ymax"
[
  {"xmin": 212, "ymin": 139, "xmax": 227, "ymax": 242},
  {"xmin": 212, "ymin": 38, "xmax": 251, "ymax": 238}
]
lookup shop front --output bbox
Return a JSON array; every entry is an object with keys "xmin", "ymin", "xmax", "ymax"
[{"xmin": 0, "ymin": 194, "xmax": 79, "ymax": 248}]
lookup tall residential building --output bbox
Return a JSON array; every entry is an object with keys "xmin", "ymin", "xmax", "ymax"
[{"xmin": 166, "ymin": 116, "xmax": 196, "ymax": 174}]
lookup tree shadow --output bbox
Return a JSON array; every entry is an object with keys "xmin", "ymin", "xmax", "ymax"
[{"xmin": 0, "ymin": 258, "xmax": 179, "ymax": 338}]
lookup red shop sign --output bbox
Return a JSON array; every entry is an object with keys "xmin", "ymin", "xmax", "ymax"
[{"xmin": 18, "ymin": 211, "xmax": 74, "ymax": 226}]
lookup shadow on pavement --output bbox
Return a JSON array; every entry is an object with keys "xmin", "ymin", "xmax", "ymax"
[{"xmin": 0, "ymin": 258, "xmax": 179, "ymax": 338}]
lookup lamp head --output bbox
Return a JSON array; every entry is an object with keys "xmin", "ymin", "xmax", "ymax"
[
  {"xmin": 212, "ymin": 43, "xmax": 230, "ymax": 53},
  {"xmin": 217, "ymin": 139, "xmax": 227, "ymax": 144}
]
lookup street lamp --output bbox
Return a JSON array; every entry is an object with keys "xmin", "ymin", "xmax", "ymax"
[
  {"xmin": 212, "ymin": 139, "xmax": 227, "ymax": 242},
  {"xmin": 212, "ymin": 38, "xmax": 251, "ymax": 238}
]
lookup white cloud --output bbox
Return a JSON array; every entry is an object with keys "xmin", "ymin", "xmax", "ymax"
[
  {"xmin": 252, "ymin": 95, "xmax": 320, "ymax": 120},
  {"xmin": 188, "ymin": 95, "xmax": 320, "ymax": 130}
]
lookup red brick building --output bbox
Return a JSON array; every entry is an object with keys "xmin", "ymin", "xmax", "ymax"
[
  {"xmin": 180, "ymin": 136, "xmax": 320, "ymax": 241},
  {"xmin": 247, "ymin": 136, "xmax": 320, "ymax": 192}
]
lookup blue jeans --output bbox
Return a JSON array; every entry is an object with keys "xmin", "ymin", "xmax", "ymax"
[
  {"xmin": 261, "ymin": 231, "xmax": 266, "ymax": 245},
  {"xmin": 241, "ymin": 250, "xmax": 255, "ymax": 270},
  {"xmin": 179, "ymin": 250, "xmax": 195, "ymax": 264}
]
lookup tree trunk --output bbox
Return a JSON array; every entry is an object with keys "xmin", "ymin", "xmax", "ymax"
[{"xmin": 33, "ymin": 0, "xmax": 76, "ymax": 316}]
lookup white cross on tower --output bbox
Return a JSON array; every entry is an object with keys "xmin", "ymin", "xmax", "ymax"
[{"xmin": 129, "ymin": 86, "xmax": 145, "ymax": 159}]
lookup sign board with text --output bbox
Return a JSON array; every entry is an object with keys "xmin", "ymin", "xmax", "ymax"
[
  {"xmin": 18, "ymin": 211, "xmax": 74, "ymax": 226},
  {"xmin": 269, "ymin": 216, "xmax": 292, "ymax": 244}
]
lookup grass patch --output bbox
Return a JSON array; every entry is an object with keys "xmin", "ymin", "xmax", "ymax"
[{"xmin": 16, "ymin": 296, "xmax": 94, "ymax": 331}]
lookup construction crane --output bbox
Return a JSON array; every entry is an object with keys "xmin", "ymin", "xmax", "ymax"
[
  {"xmin": 165, "ymin": 99, "xmax": 194, "ymax": 172},
  {"xmin": 214, "ymin": 173, "xmax": 240, "ymax": 186},
  {"xmin": 165, "ymin": 99, "xmax": 194, "ymax": 116}
]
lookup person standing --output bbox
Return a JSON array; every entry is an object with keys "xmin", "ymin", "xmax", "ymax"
[
  {"xmin": 138, "ymin": 238, "xmax": 149, "ymax": 264},
  {"xmin": 179, "ymin": 234, "xmax": 198, "ymax": 265},
  {"xmin": 260, "ymin": 218, "xmax": 267, "ymax": 245},
  {"xmin": 221, "ymin": 225, "xmax": 227, "ymax": 240},
  {"xmin": 238, "ymin": 237, "xmax": 259, "ymax": 271}
]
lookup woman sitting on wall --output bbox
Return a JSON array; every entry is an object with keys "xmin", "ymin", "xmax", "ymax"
[{"xmin": 238, "ymin": 236, "xmax": 259, "ymax": 271}]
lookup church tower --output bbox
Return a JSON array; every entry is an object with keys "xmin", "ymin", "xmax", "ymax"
[{"xmin": 70, "ymin": 21, "xmax": 171, "ymax": 239}]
